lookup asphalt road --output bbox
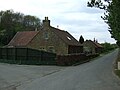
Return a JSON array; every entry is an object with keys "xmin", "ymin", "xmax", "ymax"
[
  {"xmin": 18, "ymin": 49, "xmax": 120, "ymax": 90},
  {"xmin": 0, "ymin": 49, "xmax": 120, "ymax": 90},
  {"xmin": 0, "ymin": 64, "xmax": 64, "ymax": 90}
]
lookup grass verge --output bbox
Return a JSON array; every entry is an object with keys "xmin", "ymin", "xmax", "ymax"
[
  {"xmin": 115, "ymin": 70, "xmax": 120, "ymax": 78},
  {"xmin": 114, "ymin": 48, "xmax": 120, "ymax": 78}
]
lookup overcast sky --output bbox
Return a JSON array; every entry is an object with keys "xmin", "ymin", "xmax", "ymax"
[{"xmin": 0, "ymin": 0, "xmax": 116, "ymax": 43}]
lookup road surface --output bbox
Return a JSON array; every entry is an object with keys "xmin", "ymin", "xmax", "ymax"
[
  {"xmin": 0, "ymin": 64, "xmax": 64, "ymax": 90},
  {"xmin": 0, "ymin": 49, "xmax": 120, "ymax": 90}
]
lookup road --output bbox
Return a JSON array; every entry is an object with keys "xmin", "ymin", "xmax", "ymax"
[
  {"xmin": 0, "ymin": 49, "xmax": 120, "ymax": 90},
  {"xmin": 0, "ymin": 64, "xmax": 64, "ymax": 90}
]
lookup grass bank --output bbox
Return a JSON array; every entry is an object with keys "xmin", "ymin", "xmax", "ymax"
[{"xmin": 114, "ymin": 48, "xmax": 120, "ymax": 78}]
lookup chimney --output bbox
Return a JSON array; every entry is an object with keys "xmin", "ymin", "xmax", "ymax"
[
  {"xmin": 43, "ymin": 17, "xmax": 50, "ymax": 28},
  {"xmin": 93, "ymin": 38, "xmax": 96, "ymax": 42}
]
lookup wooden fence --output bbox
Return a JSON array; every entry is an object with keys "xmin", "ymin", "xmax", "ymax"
[{"xmin": 0, "ymin": 47, "xmax": 56, "ymax": 65}]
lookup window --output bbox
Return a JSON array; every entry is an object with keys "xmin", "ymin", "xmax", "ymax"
[
  {"xmin": 44, "ymin": 32, "xmax": 49, "ymax": 40},
  {"xmin": 48, "ymin": 46, "xmax": 54, "ymax": 53}
]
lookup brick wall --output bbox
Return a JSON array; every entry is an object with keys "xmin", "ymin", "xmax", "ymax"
[
  {"xmin": 56, "ymin": 53, "xmax": 99, "ymax": 66},
  {"xmin": 56, "ymin": 53, "xmax": 89, "ymax": 65}
]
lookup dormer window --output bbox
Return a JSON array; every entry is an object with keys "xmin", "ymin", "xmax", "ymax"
[{"xmin": 67, "ymin": 36, "xmax": 71, "ymax": 40}]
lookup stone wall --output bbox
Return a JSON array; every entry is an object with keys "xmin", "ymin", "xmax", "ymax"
[{"xmin": 27, "ymin": 29, "xmax": 68, "ymax": 55}]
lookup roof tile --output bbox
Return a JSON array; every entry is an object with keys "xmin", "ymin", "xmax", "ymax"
[{"xmin": 8, "ymin": 31, "xmax": 39, "ymax": 47}]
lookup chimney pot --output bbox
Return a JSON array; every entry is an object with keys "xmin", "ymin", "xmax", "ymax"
[{"xmin": 43, "ymin": 16, "xmax": 50, "ymax": 28}]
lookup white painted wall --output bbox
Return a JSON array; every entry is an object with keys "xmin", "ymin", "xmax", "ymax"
[{"xmin": 118, "ymin": 62, "xmax": 120, "ymax": 70}]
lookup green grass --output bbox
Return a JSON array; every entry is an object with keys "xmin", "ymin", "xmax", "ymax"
[
  {"xmin": 101, "ymin": 49, "xmax": 116, "ymax": 55},
  {"xmin": 114, "ymin": 48, "xmax": 120, "ymax": 78},
  {"xmin": 115, "ymin": 70, "xmax": 120, "ymax": 78}
]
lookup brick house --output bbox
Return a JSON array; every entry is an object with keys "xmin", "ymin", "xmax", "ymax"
[
  {"xmin": 8, "ymin": 17, "xmax": 83, "ymax": 55},
  {"xmin": 83, "ymin": 40, "xmax": 103, "ymax": 54}
]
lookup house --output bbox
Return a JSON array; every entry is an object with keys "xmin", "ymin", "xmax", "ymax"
[
  {"xmin": 83, "ymin": 40, "xmax": 103, "ymax": 54},
  {"xmin": 8, "ymin": 17, "xmax": 83, "ymax": 55}
]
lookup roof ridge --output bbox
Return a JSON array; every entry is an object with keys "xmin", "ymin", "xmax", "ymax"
[
  {"xmin": 27, "ymin": 31, "xmax": 40, "ymax": 45},
  {"xmin": 89, "ymin": 40, "xmax": 103, "ymax": 48},
  {"xmin": 18, "ymin": 31, "xmax": 39, "ymax": 33},
  {"xmin": 50, "ymin": 26, "xmax": 66, "ymax": 32}
]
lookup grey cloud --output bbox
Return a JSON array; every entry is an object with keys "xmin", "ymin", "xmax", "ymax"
[{"xmin": 62, "ymin": 6, "xmax": 103, "ymax": 14}]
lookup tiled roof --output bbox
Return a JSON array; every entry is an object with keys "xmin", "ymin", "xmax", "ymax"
[
  {"xmin": 51, "ymin": 27, "xmax": 81, "ymax": 46},
  {"xmin": 8, "ymin": 31, "xmax": 39, "ymax": 47},
  {"xmin": 8, "ymin": 27, "xmax": 81, "ymax": 47},
  {"xmin": 85, "ymin": 40, "xmax": 103, "ymax": 48},
  {"xmin": 93, "ymin": 42, "xmax": 103, "ymax": 48}
]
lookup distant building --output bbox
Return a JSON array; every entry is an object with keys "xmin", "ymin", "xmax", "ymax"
[
  {"xmin": 8, "ymin": 17, "xmax": 83, "ymax": 55},
  {"xmin": 83, "ymin": 40, "xmax": 103, "ymax": 54}
]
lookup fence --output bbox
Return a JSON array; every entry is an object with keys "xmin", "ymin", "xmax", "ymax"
[{"xmin": 0, "ymin": 47, "xmax": 56, "ymax": 65}]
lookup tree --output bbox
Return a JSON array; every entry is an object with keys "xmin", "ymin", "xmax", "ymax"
[
  {"xmin": 101, "ymin": 42, "xmax": 117, "ymax": 52},
  {"xmin": 87, "ymin": 0, "xmax": 120, "ymax": 47},
  {"xmin": 0, "ymin": 9, "xmax": 42, "ymax": 45},
  {"xmin": 79, "ymin": 35, "xmax": 84, "ymax": 44},
  {"xmin": 23, "ymin": 15, "xmax": 42, "ymax": 31}
]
